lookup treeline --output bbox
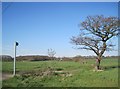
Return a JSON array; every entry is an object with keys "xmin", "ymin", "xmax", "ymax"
[
  {"xmin": 1, "ymin": 55, "xmax": 55, "ymax": 61},
  {"xmin": 0, "ymin": 55, "xmax": 13, "ymax": 61},
  {"xmin": 1, "ymin": 55, "xmax": 119, "ymax": 62},
  {"xmin": 16, "ymin": 55, "xmax": 55, "ymax": 61}
]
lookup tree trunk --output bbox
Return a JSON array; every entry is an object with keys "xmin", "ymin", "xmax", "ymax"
[{"xmin": 96, "ymin": 57, "xmax": 101, "ymax": 70}]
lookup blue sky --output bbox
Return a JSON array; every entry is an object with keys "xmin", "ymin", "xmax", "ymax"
[{"xmin": 2, "ymin": 2, "xmax": 118, "ymax": 57}]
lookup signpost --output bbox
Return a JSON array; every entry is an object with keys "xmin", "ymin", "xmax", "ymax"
[{"xmin": 13, "ymin": 42, "xmax": 19, "ymax": 76}]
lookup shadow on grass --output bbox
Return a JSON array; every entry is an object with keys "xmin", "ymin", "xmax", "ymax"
[{"xmin": 103, "ymin": 66, "xmax": 120, "ymax": 70}]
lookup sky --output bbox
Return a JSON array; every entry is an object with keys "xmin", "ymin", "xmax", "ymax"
[{"xmin": 2, "ymin": 2, "xmax": 118, "ymax": 57}]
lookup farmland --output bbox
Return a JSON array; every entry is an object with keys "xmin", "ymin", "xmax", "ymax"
[{"xmin": 2, "ymin": 58, "xmax": 118, "ymax": 87}]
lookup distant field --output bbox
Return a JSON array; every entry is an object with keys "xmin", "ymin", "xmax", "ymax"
[{"xmin": 2, "ymin": 58, "xmax": 118, "ymax": 87}]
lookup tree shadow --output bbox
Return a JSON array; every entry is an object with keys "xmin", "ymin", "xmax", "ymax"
[{"xmin": 103, "ymin": 66, "xmax": 120, "ymax": 70}]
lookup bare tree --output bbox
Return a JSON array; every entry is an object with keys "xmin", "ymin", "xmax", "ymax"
[
  {"xmin": 71, "ymin": 15, "xmax": 119, "ymax": 70},
  {"xmin": 48, "ymin": 48, "xmax": 56, "ymax": 60}
]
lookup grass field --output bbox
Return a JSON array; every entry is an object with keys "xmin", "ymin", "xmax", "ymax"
[{"xmin": 2, "ymin": 58, "xmax": 118, "ymax": 87}]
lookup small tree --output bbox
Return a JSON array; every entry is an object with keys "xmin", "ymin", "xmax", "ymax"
[
  {"xmin": 48, "ymin": 48, "xmax": 56, "ymax": 60},
  {"xmin": 71, "ymin": 15, "xmax": 119, "ymax": 70}
]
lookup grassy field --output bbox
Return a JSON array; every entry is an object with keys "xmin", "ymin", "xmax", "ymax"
[{"xmin": 2, "ymin": 58, "xmax": 118, "ymax": 87}]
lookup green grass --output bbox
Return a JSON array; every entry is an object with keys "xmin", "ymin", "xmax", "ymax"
[{"xmin": 2, "ymin": 58, "xmax": 118, "ymax": 87}]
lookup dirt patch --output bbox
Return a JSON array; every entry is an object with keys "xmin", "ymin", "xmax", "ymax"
[
  {"xmin": 19, "ymin": 67, "xmax": 72, "ymax": 78},
  {"xmin": 2, "ymin": 73, "xmax": 13, "ymax": 80},
  {"xmin": 0, "ymin": 73, "xmax": 2, "ymax": 80},
  {"xmin": 92, "ymin": 69, "xmax": 104, "ymax": 72}
]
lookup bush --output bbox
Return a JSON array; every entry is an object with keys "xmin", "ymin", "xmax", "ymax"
[{"xmin": 1, "ymin": 55, "xmax": 13, "ymax": 61}]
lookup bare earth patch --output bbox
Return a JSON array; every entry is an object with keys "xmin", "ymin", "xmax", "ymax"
[
  {"xmin": 2, "ymin": 73, "xmax": 13, "ymax": 80},
  {"xmin": 0, "ymin": 73, "xmax": 2, "ymax": 81},
  {"xmin": 93, "ymin": 69, "xmax": 104, "ymax": 72}
]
